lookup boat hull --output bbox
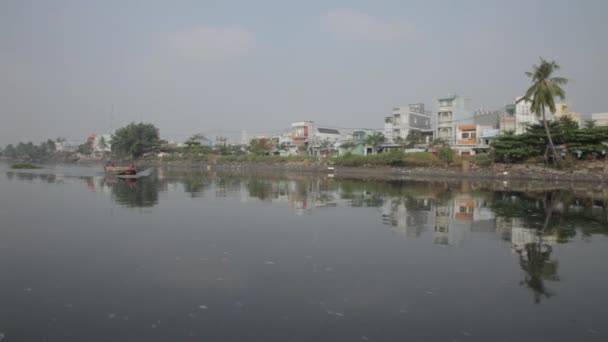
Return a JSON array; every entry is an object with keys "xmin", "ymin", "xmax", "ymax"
[{"xmin": 104, "ymin": 166, "xmax": 137, "ymax": 175}]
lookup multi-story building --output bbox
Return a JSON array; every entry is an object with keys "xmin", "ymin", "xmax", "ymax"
[
  {"xmin": 436, "ymin": 95, "xmax": 473, "ymax": 144},
  {"xmin": 449, "ymin": 124, "xmax": 497, "ymax": 156},
  {"xmin": 384, "ymin": 103, "xmax": 433, "ymax": 144},
  {"xmin": 289, "ymin": 121, "xmax": 346, "ymax": 155},
  {"xmin": 499, "ymin": 112, "xmax": 516, "ymax": 134},
  {"xmin": 591, "ymin": 113, "xmax": 608, "ymax": 127},
  {"xmin": 503, "ymin": 97, "xmax": 556, "ymax": 135},
  {"xmin": 474, "ymin": 108, "xmax": 500, "ymax": 128}
]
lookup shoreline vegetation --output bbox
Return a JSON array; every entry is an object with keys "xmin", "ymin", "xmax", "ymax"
[
  {"xmin": 3, "ymin": 149, "xmax": 606, "ymax": 183},
  {"xmin": 140, "ymin": 152, "xmax": 608, "ymax": 184},
  {"xmin": 10, "ymin": 163, "xmax": 43, "ymax": 169}
]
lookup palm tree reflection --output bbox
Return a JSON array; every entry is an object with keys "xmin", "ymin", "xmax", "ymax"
[
  {"xmin": 517, "ymin": 239, "xmax": 559, "ymax": 303},
  {"xmin": 516, "ymin": 191, "xmax": 561, "ymax": 304}
]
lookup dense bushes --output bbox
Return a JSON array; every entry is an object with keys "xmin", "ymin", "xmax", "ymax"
[
  {"xmin": 161, "ymin": 154, "xmax": 316, "ymax": 163},
  {"xmin": 493, "ymin": 117, "xmax": 608, "ymax": 163},
  {"xmin": 467, "ymin": 153, "xmax": 494, "ymax": 167},
  {"xmin": 333, "ymin": 151, "xmax": 443, "ymax": 167}
]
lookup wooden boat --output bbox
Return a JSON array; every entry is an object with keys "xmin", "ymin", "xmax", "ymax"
[{"xmin": 104, "ymin": 166, "xmax": 137, "ymax": 176}]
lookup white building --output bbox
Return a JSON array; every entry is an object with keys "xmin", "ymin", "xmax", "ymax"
[
  {"xmin": 384, "ymin": 103, "xmax": 433, "ymax": 144},
  {"xmin": 436, "ymin": 95, "xmax": 473, "ymax": 144},
  {"xmin": 503, "ymin": 97, "xmax": 557, "ymax": 135},
  {"xmin": 591, "ymin": 113, "xmax": 608, "ymax": 127},
  {"xmin": 55, "ymin": 140, "xmax": 79, "ymax": 153},
  {"xmin": 289, "ymin": 121, "xmax": 348, "ymax": 155},
  {"xmin": 93, "ymin": 134, "xmax": 112, "ymax": 153}
]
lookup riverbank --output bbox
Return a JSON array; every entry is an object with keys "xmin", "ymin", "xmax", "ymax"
[{"xmin": 149, "ymin": 158, "xmax": 608, "ymax": 183}]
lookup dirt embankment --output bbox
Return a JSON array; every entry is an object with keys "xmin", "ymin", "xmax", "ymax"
[{"xmin": 149, "ymin": 159, "xmax": 608, "ymax": 183}]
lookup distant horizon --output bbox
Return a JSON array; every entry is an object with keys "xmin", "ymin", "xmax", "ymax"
[{"xmin": 2, "ymin": 0, "xmax": 607, "ymax": 146}]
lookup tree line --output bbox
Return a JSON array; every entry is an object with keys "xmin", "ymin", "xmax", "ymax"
[
  {"xmin": 493, "ymin": 116, "xmax": 608, "ymax": 163},
  {"xmin": 1, "ymin": 139, "xmax": 57, "ymax": 160}
]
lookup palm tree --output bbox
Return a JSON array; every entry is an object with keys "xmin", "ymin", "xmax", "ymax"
[
  {"xmin": 364, "ymin": 132, "xmax": 385, "ymax": 154},
  {"xmin": 519, "ymin": 58, "xmax": 568, "ymax": 164}
]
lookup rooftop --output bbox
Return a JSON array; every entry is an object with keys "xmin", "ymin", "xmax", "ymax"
[{"xmin": 317, "ymin": 128, "xmax": 340, "ymax": 135}]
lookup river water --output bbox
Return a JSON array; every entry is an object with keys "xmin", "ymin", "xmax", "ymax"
[{"xmin": 0, "ymin": 162, "xmax": 607, "ymax": 341}]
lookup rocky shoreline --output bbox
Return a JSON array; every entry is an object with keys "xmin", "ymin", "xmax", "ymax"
[{"xmin": 149, "ymin": 159, "xmax": 608, "ymax": 184}]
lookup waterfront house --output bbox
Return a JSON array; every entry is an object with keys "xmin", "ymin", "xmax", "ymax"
[{"xmin": 384, "ymin": 103, "xmax": 434, "ymax": 144}]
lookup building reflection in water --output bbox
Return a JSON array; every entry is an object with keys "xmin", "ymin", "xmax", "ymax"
[{"xmin": 6, "ymin": 168, "xmax": 608, "ymax": 303}]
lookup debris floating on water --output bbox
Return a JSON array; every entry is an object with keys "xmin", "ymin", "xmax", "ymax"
[
  {"xmin": 326, "ymin": 310, "xmax": 344, "ymax": 317},
  {"xmin": 198, "ymin": 305, "xmax": 208, "ymax": 310},
  {"xmin": 265, "ymin": 261, "xmax": 276, "ymax": 265},
  {"xmin": 361, "ymin": 336, "xmax": 370, "ymax": 341},
  {"xmin": 108, "ymin": 313, "xmax": 116, "ymax": 319}
]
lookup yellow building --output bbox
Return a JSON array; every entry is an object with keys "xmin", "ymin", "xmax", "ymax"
[{"xmin": 553, "ymin": 103, "xmax": 582, "ymax": 126}]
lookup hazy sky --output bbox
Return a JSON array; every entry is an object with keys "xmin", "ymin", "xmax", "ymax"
[{"xmin": 1, "ymin": 0, "xmax": 607, "ymax": 145}]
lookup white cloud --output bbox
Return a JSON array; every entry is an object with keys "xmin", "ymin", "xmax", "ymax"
[
  {"xmin": 324, "ymin": 9, "xmax": 415, "ymax": 41},
  {"xmin": 167, "ymin": 26, "xmax": 255, "ymax": 61}
]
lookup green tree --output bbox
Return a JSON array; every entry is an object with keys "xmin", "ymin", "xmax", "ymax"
[
  {"xmin": 98, "ymin": 136, "xmax": 107, "ymax": 150},
  {"xmin": 77, "ymin": 141, "xmax": 93, "ymax": 155},
  {"xmin": 340, "ymin": 141, "xmax": 356, "ymax": 150},
  {"xmin": 248, "ymin": 138, "xmax": 274, "ymax": 155},
  {"xmin": 111, "ymin": 122, "xmax": 161, "ymax": 159},
  {"xmin": 45, "ymin": 139, "xmax": 56, "ymax": 152},
  {"xmin": 520, "ymin": 58, "xmax": 568, "ymax": 164},
  {"xmin": 438, "ymin": 145, "xmax": 455, "ymax": 165},
  {"xmin": 584, "ymin": 120, "xmax": 596, "ymax": 129},
  {"xmin": 185, "ymin": 134, "xmax": 208, "ymax": 147},
  {"xmin": 3, "ymin": 144, "xmax": 17, "ymax": 158},
  {"xmin": 364, "ymin": 132, "xmax": 385, "ymax": 154},
  {"xmin": 430, "ymin": 138, "xmax": 447, "ymax": 147},
  {"xmin": 318, "ymin": 138, "xmax": 334, "ymax": 155},
  {"xmin": 557, "ymin": 116, "xmax": 578, "ymax": 142},
  {"xmin": 405, "ymin": 130, "xmax": 422, "ymax": 148},
  {"xmin": 394, "ymin": 136, "xmax": 406, "ymax": 148}
]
